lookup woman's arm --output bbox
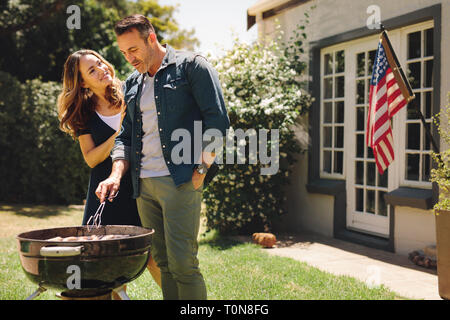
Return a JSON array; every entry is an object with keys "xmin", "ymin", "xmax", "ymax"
[
  {"xmin": 78, "ymin": 106, "xmax": 126, "ymax": 168},
  {"xmin": 78, "ymin": 131, "xmax": 119, "ymax": 168}
]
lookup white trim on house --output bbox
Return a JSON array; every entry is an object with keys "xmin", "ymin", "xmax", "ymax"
[
  {"xmin": 318, "ymin": 20, "xmax": 434, "ymax": 238},
  {"xmin": 247, "ymin": 0, "xmax": 291, "ymax": 16}
]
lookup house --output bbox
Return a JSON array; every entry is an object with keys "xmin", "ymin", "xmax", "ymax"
[{"xmin": 246, "ymin": 0, "xmax": 449, "ymax": 255}]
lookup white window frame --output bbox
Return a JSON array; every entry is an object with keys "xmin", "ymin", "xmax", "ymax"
[
  {"xmin": 320, "ymin": 44, "xmax": 347, "ymax": 179},
  {"xmin": 396, "ymin": 20, "xmax": 434, "ymax": 190}
]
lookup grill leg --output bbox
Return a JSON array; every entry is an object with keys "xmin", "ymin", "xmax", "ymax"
[
  {"xmin": 25, "ymin": 286, "xmax": 46, "ymax": 300},
  {"xmin": 112, "ymin": 285, "xmax": 130, "ymax": 300}
]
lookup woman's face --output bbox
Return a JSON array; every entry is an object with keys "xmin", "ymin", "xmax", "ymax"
[{"xmin": 78, "ymin": 54, "xmax": 113, "ymax": 92}]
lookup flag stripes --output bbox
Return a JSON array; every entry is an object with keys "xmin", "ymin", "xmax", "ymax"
[{"xmin": 366, "ymin": 31, "xmax": 414, "ymax": 175}]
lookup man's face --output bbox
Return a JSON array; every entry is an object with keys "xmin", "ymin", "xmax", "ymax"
[{"xmin": 117, "ymin": 28, "xmax": 153, "ymax": 74}]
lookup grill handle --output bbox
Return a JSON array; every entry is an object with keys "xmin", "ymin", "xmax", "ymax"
[{"xmin": 40, "ymin": 245, "xmax": 83, "ymax": 257}]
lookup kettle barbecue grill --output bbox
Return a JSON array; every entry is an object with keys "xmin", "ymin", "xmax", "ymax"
[{"xmin": 16, "ymin": 225, "xmax": 153, "ymax": 300}]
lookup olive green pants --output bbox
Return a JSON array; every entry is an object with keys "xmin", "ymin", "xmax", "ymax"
[{"xmin": 136, "ymin": 176, "xmax": 206, "ymax": 300}]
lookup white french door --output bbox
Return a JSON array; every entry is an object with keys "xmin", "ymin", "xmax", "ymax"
[
  {"xmin": 345, "ymin": 36, "xmax": 395, "ymax": 238},
  {"xmin": 321, "ymin": 21, "xmax": 434, "ymax": 238}
]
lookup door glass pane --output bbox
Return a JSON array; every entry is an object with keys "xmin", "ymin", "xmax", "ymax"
[
  {"xmin": 407, "ymin": 62, "xmax": 421, "ymax": 89},
  {"xmin": 335, "ymin": 101, "xmax": 344, "ymax": 123},
  {"xmin": 324, "ymin": 102, "xmax": 333, "ymax": 123},
  {"xmin": 424, "ymin": 123, "xmax": 431, "ymax": 151},
  {"xmin": 324, "ymin": 78, "xmax": 333, "ymax": 99},
  {"xmin": 378, "ymin": 191, "xmax": 387, "ymax": 216},
  {"xmin": 407, "ymin": 123, "xmax": 420, "ymax": 150},
  {"xmin": 357, "ymin": 134, "xmax": 365, "ymax": 158},
  {"xmin": 323, "ymin": 150, "xmax": 332, "ymax": 173},
  {"xmin": 356, "ymin": 80, "xmax": 365, "ymax": 104},
  {"xmin": 323, "ymin": 127, "xmax": 332, "ymax": 147},
  {"xmin": 356, "ymin": 107, "xmax": 365, "ymax": 131},
  {"xmin": 335, "ymin": 126, "xmax": 344, "ymax": 148},
  {"xmin": 425, "ymin": 28, "xmax": 434, "ymax": 57},
  {"xmin": 367, "ymin": 50, "xmax": 376, "ymax": 75},
  {"xmin": 422, "ymin": 154, "xmax": 430, "ymax": 181},
  {"xmin": 366, "ymin": 79, "xmax": 371, "ymax": 103},
  {"xmin": 357, "ymin": 52, "xmax": 365, "ymax": 76},
  {"xmin": 407, "ymin": 92, "xmax": 420, "ymax": 119},
  {"xmin": 335, "ymin": 50, "xmax": 345, "ymax": 73},
  {"xmin": 406, "ymin": 154, "xmax": 420, "ymax": 180},
  {"xmin": 408, "ymin": 31, "xmax": 421, "ymax": 59},
  {"xmin": 425, "ymin": 91, "xmax": 432, "ymax": 118},
  {"xmin": 324, "ymin": 53, "xmax": 333, "ymax": 75},
  {"xmin": 335, "ymin": 76, "xmax": 345, "ymax": 98},
  {"xmin": 356, "ymin": 188, "xmax": 364, "ymax": 212},
  {"xmin": 367, "ymin": 146, "xmax": 374, "ymax": 159},
  {"xmin": 424, "ymin": 60, "xmax": 433, "ymax": 88},
  {"xmin": 356, "ymin": 161, "xmax": 364, "ymax": 185},
  {"xmin": 334, "ymin": 151, "xmax": 343, "ymax": 174},
  {"xmin": 367, "ymin": 162, "xmax": 376, "ymax": 186},
  {"xmin": 366, "ymin": 190, "xmax": 375, "ymax": 214},
  {"xmin": 378, "ymin": 170, "xmax": 388, "ymax": 188}
]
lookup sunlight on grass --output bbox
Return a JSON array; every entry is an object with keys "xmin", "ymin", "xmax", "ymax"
[
  {"xmin": 0, "ymin": 203, "xmax": 406, "ymax": 300},
  {"xmin": 0, "ymin": 204, "xmax": 83, "ymax": 238}
]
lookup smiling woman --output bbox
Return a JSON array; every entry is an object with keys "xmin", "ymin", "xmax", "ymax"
[{"xmin": 57, "ymin": 49, "xmax": 124, "ymax": 139}]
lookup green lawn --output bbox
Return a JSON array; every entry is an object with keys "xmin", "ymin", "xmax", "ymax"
[{"xmin": 0, "ymin": 203, "xmax": 406, "ymax": 300}]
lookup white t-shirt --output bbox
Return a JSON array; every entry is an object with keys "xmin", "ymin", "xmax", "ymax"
[
  {"xmin": 139, "ymin": 74, "xmax": 170, "ymax": 178},
  {"xmin": 96, "ymin": 111, "xmax": 121, "ymax": 132}
]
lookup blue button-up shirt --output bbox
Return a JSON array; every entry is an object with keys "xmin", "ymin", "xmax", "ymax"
[{"xmin": 111, "ymin": 45, "xmax": 230, "ymax": 198}]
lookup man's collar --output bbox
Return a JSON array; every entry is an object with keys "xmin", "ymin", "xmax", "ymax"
[
  {"xmin": 160, "ymin": 44, "xmax": 176, "ymax": 68},
  {"xmin": 137, "ymin": 44, "xmax": 176, "ymax": 85}
]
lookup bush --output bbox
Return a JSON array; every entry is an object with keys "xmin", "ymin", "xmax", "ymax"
[
  {"xmin": 203, "ymin": 26, "xmax": 313, "ymax": 234},
  {"xmin": 431, "ymin": 93, "xmax": 450, "ymax": 210},
  {"xmin": 0, "ymin": 71, "xmax": 89, "ymax": 204}
]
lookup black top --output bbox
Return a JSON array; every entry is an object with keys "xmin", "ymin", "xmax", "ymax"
[{"xmin": 79, "ymin": 112, "xmax": 141, "ymax": 226}]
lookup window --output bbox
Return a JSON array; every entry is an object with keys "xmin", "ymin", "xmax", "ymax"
[
  {"xmin": 403, "ymin": 27, "xmax": 434, "ymax": 186},
  {"xmin": 320, "ymin": 49, "xmax": 345, "ymax": 177}
]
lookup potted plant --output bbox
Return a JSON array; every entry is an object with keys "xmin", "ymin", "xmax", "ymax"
[{"xmin": 430, "ymin": 92, "xmax": 450, "ymax": 300}]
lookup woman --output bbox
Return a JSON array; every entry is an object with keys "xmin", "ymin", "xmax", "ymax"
[{"xmin": 57, "ymin": 49, "xmax": 161, "ymax": 293}]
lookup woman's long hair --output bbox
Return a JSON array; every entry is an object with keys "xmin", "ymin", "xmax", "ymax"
[{"xmin": 57, "ymin": 49, "xmax": 123, "ymax": 139}]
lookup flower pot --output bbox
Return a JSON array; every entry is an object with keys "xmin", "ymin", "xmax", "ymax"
[{"xmin": 435, "ymin": 209, "xmax": 450, "ymax": 300}]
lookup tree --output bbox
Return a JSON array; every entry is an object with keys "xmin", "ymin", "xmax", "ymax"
[{"xmin": 0, "ymin": 0, "xmax": 199, "ymax": 82}]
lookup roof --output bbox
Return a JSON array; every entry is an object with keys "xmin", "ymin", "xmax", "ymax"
[{"xmin": 247, "ymin": 0, "xmax": 312, "ymax": 30}]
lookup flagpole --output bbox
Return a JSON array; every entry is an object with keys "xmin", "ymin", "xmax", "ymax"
[{"xmin": 380, "ymin": 24, "xmax": 440, "ymax": 154}]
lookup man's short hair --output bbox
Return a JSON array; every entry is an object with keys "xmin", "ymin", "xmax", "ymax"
[{"xmin": 114, "ymin": 14, "xmax": 155, "ymax": 40}]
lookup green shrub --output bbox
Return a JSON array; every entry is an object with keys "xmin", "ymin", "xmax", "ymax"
[
  {"xmin": 0, "ymin": 71, "xmax": 89, "ymax": 204},
  {"xmin": 203, "ymin": 26, "xmax": 313, "ymax": 234},
  {"xmin": 431, "ymin": 93, "xmax": 450, "ymax": 211}
]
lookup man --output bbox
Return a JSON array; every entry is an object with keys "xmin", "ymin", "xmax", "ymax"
[{"xmin": 95, "ymin": 14, "xmax": 229, "ymax": 300}]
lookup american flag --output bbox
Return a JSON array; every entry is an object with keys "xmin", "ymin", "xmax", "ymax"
[{"xmin": 366, "ymin": 31, "xmax": 415, "ymax": 174}]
